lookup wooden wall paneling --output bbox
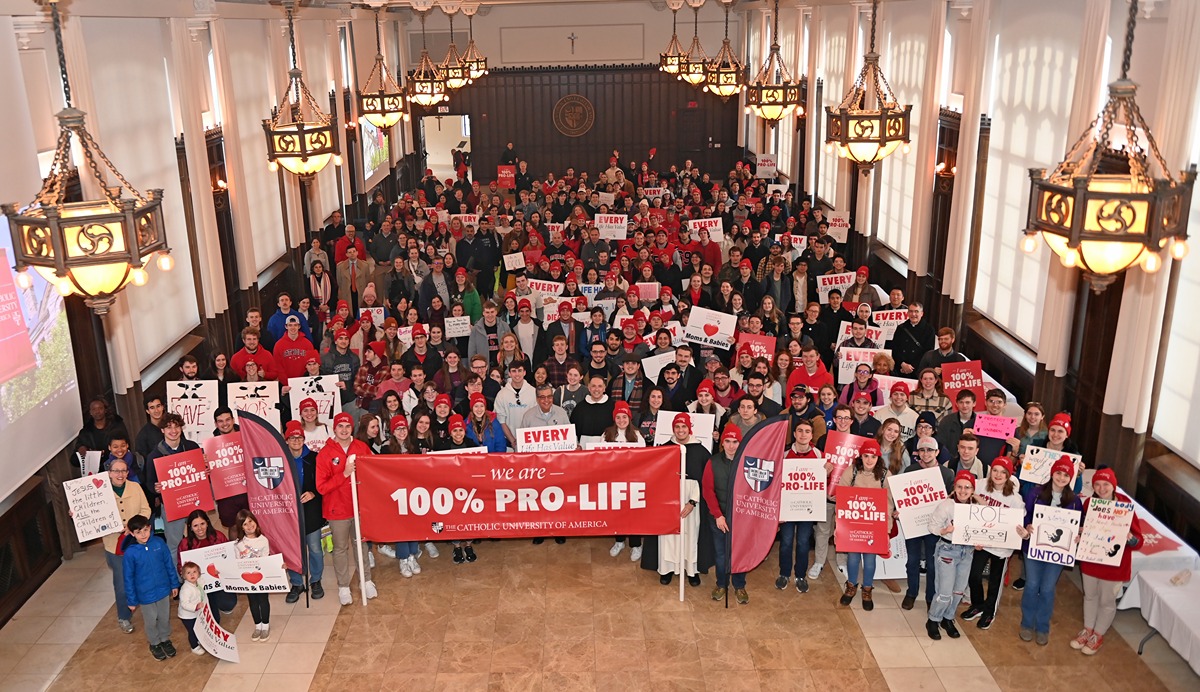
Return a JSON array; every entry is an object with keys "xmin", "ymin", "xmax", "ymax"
[{"xmin": 1063, "ymin": 272, "xmax": 1126, "ymax": 464}]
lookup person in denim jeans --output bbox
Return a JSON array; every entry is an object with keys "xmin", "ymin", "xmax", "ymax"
[
  {"xmin": 836, "ymin": 440, "xmax": 892, "ymax": 611},
  {"xmin": 702, "ymin": 424, "xmax": 749, "ymax": 604},
  {"xmin": 284, "ymin": 422, "xmax": 327, "ymax": 601},
  {"xmin": 924, "ymin": 471, "xmax": 978, "ymax": 640},
  {"xmin": 900, "ymin": 438, "xmax": 953, "ymax": 610},
  {"xmin": 1015, "ymin": 458, "xmax": 1083, "ymax": 645},
  {"xmin": 778, "ymin": 419, "xmax": 820, "ymax": 593}
]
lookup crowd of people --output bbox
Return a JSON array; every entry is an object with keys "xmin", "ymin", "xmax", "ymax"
[{"xmin": 72, "ymin": 146, "xmax": 1140, "ymax": 661}]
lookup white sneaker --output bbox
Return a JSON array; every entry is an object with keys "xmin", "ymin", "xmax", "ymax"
[
  {"xmin": 807, "ymin": 564, "xmax": 822, "ymax": 580},
  {"xmin": 399, "ymin": 558, "xmax": 413, "ymax": 578},
  {"xmin": 368, "ymin": 551, "xmax": 375, "ymax": 569},
  {"xmin": 338, "ymin": 587, "xmax": 352, "ymax": 605},
  {"xmin": 364, "ymin": 580, "xmax": 378, "ymax": 599},
  {"xmin": 610, "ymin": 541, "xmax": 625, "ymax": 557},
  {"xmin": 409, "ymin": 556, "xmax": 421, "ymax": 575},
  {"xmin": 425, "ymin": 542, "xmax": 440, "ymax": 559},
  {"xmin": 192, "ymin": 645, "xmax": 205, "ymax": 655},
  {"xmin": 630, "ymin": 546, "xmax": 643, "ymax": 562},
  {"xmin": 377, "ymin": 544, "xmax": 396, "ymax": 559},
  {"xmin": 259, "ymin": 624, "xmax": 270, "ymax": 642}
]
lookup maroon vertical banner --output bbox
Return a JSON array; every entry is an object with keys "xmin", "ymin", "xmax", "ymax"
[
  {"xmin": 497, "ymin": 165, "xmax": 516, "ymax": 189},
  {"xmin": 154, "ymin": 450, "xmax": 216, "ymax": 521},
  {"xmin": 237, "ymin": 411, "xmax": 302, "ymax": 573},
  {"xmin": 730, "ymin": 417, "xmax": 790, "ymax": 573}
]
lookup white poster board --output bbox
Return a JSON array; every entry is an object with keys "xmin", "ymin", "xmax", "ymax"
[
  {"xmin": 686, "ymin": 217, "xmax": 725, "ymax": 242},
  {"xmin": 503, "ymin": 252, "xmax": 526, "ymax": 271},
  {"xmin": 219, "ymin": 553, "xmax": 290, "ymax": 593},
  {"xmin": 682, "ymin": 306, "xmax": 737, "ymax": 350},
  {"xmin": 837, "ymin": 320, "xmax": 885, "ymax": 345},
  {"xmin": 826, "ymin": 212, "xmax": 851, "ymax": 243},
  {"xmin": 779, "ymin": 457, "xmax": 826, "ymax": 522},
  {"xmin": 288, "ymin": 375, "xmax": 343, "ymax": 426},
  {"xmin": 653, "ymin": 411, "xmax": 716, "ymax": 451},
  {"xmin": 167, "ymin": 380, "xmax": 219, "ymax": 444},
  {"xmin": 444, "ymin": 316, "xmax": 472, "ymax": 339},
  {"xmin": 595, "ymin": 214, "xmax": 628, "ymax": 240},
  {"xmin": 1020, "ymin": 446, "xmax": 1082, "ymax": 485},
  {"xmin": 872, "ymin": 309, "xmax": 909, "ymax": 342},
  {"xmin": 196, "ymin": 601, "xmax": 239, "ymax": 663},
  {"xmin": 837, "ymin": 348, "xmax": 889, "ymax": 385},
  {"xmin": 181, "ymin": 542, "xmax": 236, "ymax": 592},
  {"xmin": 63, "ymin": 473, "xmax": 124, "ymax": 543},
  {"xmin": 1076, "ymin": 497, "xmax": 1136, "ymax": 567},
  {"xmin": 227, "ymin": 381, "xmax": 282, "ymax": 431},
  {"xmin": 887, "ymin": 467, "xmax": 948, "ymax": 539},
  {"xmin": 816, "ymin": 272, "xmax": 856, "ymax": 304},
  {"xmin": 515, "ymin": 425, "xmax": 578, "ymax": 453},
  {"xmin": 642, "ymin": 350, "xmax": 677, "ymax": 385},
  {"xmin": 951, "ymin": 503, "xmax": 1025, "ymax": 551},
  {"xmin": 1027, "ymin": 505, "xmax": 1082, "ymax": 566}
]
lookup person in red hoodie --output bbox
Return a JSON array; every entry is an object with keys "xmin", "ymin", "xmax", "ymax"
[
  {"xmin": 1072, "ymin": 467, "xmax": 1142, "ymax": 655},
  {"xmin": 273, "ymin": 315, "xmax": 316, "ymax": 380},
  {"xmin": 231, "ymin": 328, "xmax": 280, "ymax": 381},
  {"xmin": 785, "ymin": 345, "xmax": 835, "ymax": 396},
  {"xmin": 315, "ymin": 412, "xmax": 377, "ymax": 606}
]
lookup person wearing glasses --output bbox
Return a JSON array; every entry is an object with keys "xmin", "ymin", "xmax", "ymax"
[
  {"xmin": 521, "ymin": 384, "xmax": 571, "ymax": 430},
  {"xmin": 494, "ymin": 361, "xmax": 536, "ymax": 450},
  {"xmin": 96, "ymin": 457, "xmax": 151, "ymax": 635},
  {"xmin": 898, "ymin": 437, "xmax": 953, "ymax": 611}
]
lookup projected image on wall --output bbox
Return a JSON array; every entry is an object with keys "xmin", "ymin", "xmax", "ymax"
[{"xmin": 361, "ymin": 118, "xmax": 390, "ymax": 183}]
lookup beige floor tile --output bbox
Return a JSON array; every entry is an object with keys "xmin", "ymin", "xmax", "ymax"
[
  {"xmin": 882, "ymin": 667, "xmax": 946, "ymax": 691},
  {"xmin": 855, "ymin": 609, "xmax": 918, "ymax": 638},
  {"xmin": 867, "ymin": 636, "xmax": 932, "ymax": 669},
  {"xmin": 917, "ymin": 635, "xmax": 984, "ymax": 668},
  {"xmin": 0, "ymin": 643, "xmax": 32, "ymax": 676},
  {"xmin": 0, "ymin": 618, "xmax": 56, "ymax": 645},
  {"xmin": 276, "ymin": 614, "xmax": 337, "ymax": 643},
  {"xmin": 0, "ymin": 674, "xmax": 56, "ymax": 692},
  {"xmin": 934, "ymin": 666, "xmax": 1001, "ymax": 691},
  {"xmin": 255, "ymin": 673, "xmax": 314, "ymax": 691},
  {"xmin": 202, "ymin": 673, "xmax": 262, "ymax": 691},
  {"xmin": 36, "ymin": 616, "xmax": 102, "ymax": 645},
  {"xmin": 62, "ymin": 590, "xmax": 118, "ymax": 618},
  {"xmin": 212, "ymin": 639, "xmax": 277, "ymax": 675},
  {"xmin": 9, "ymin": 643, "xmax": 79, "ymax": 676},
  {"xmin": 263, "ymin": 642, "xmax": 328, "ymax": 674},
  {"xmin": 14, "ymin": 590, "xmax": 76, "ymax": 619}
]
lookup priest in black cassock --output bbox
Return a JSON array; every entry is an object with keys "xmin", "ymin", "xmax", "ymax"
[{"xmin": 640, "ymin": 412, "xmax": 715, "ymax": 585}]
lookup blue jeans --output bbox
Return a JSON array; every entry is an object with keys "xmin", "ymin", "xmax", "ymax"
[
  {"xmin": 905, "ymin": 533, "xmax": 939, "ymax": 603},
  {"xmin": 929, "ymin": 541, "xmax": 973, "ymax": 622},
  {"xmin": 846, "ymin": 552, "xmax": 877, "ymax": 587},
  {"xmin": 105, "ymin": 551, "xmax": 131, "ymax": 621},
  {"xmin": 778, "ymin": 522, "xmax": 814, "ymax": 578},
  {"xmin": 288, "ymin": 529, "xmax": 327, "ymax": 586},
  {"xmin": 395, "ymin": 541, "xmax": 419, "ymax": 559},
  {"xmin": 710, "ymin": 518, "xmax": 746, "ymax": 589},
  {"xmin": 1020, "ymin": 556, "xmax": 1065, "ymax": 634}
]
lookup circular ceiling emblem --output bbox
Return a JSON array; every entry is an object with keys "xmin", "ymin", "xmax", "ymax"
[{"xmin": 553, "ymin": 94, "xmax": 595, "ymax": 138}]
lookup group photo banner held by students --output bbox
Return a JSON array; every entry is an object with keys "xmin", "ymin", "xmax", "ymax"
[{"xmin": 354, "ymin": 447, "xmax": 682, "ymax": 542}]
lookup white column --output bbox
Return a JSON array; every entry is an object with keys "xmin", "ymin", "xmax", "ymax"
[
  {"xmin": 905, "ymin": 0, "xmax": 948, "ymax": 276},
  {"xmin": 804, "ymin": 6, "xmax": 820, "ymax": 200},
  {"xmin": 1103, "ymin": 0, "xmax": 1200, "ymax": 432}
]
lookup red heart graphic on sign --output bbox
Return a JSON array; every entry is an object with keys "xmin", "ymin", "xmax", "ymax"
[
  {"xmin": 207, "ymin": 563, "xmax": 220, "ymax": 578},
  {"xmin": 703, "ymin": 324, "xmax": 719, "ymax": 337},
  {"xmin": 242, "ymin": 571, "xmax": 264, "ymax": 584},
  {"xmin": 92, "ymin": 477, "xmax": 105, "ymax": 489}
]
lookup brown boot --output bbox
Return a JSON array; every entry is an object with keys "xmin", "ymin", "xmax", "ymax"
[
  {"xmin": 839, "ymin": 581, "xmax": 858, "ymax": 606},
  {"xmin": 861, "ymin": 586, "xmax": 874, "ymax": 611}
]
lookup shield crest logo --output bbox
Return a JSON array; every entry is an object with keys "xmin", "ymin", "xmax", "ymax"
[
  {"xmin": 742, "ymin": 456, "xmax": 775, "ymax": 493},
  {"xmin": 252, "ymin": 456, "xmax": 285, "ymax": 490}
]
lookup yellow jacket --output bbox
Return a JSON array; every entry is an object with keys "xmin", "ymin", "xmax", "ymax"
[{"xmin": 102, "ymin": 481, "xmax": 151, "ymax": 554}]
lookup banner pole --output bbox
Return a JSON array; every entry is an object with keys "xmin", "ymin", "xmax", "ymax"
[
  {"xmin": 679, "ymin": 444, "xmax": 686, "ymax": 603},
  {"xmin": 349, "ymin": 455, "xmax": 367, "ymax": 607}
]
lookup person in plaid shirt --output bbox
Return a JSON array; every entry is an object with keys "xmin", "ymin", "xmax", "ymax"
[
  {"xmin": 541, "ymin": 334, "xmax": 580, "ymax": 388},
  {"xmin": 353, "ymin": 342, "xmax": 390, "ymax": 413}
]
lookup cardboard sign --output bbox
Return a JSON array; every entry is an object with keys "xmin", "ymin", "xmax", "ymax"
[
  {"xmin": 196, "ymin": 601, "xmax": 239, "ymax": 663},
  {"xmin": 837, "ymin": 320, "xmax": 885, "ymax": 345},
  {"xmin": 778, "ymin": 233, "xmax": 807, "ymax": 254},
  {"xmin": 736, "ymin": 332, "xmax": 776, "ymax": 360},
  {"xmin": 687, "ymin": 217, "xmax": 725, "ymax": 242},
  {"xmin": 940, "ymin": 360, "xmax": 986, "ymax": 406},
  {"xmin": 595, "ymin": 214, "xmax": 628, "ymax": 240},
  {"xmin": 816, "ymin": 272, "xmax": 856, "ymax": 304},
  {"xmin": 1020, "ymin": 446, "xmax": 1083, "ymax": 485},
  {"xmin": 497, "ymin": 165, "xmax": 516, "ymax": 189},
  {"xmin": 821, "ymin": 431, "xmax": 871, "ymax": 498},
  {"xmin": 228, "ymin": 381, "xmax": 281, "ymax": 431},
  {"xmin": 598, "ymin": 191, "xmax": 615, "ymax": 207},
  {"xmin": 779, "ymin": 457, "xmax": 826, "ymax": 522},
  {"xmin": 837, "ymin": 347, "xmax": 889, "ymax": 385},
  {"xmin": 874, "ymin": 375, "xmax": 919, "ymax": 398},
  {"xmin": 167, "ymin": 380, "xmax": 219, "ymax": 444},
  {"xmin": 219, "ymin": 553, "xmax": 290, "ymax": 593},
  {"xmin": 1077, "ymin": 497, "xmax": 1136, "ymax": 566},
  {"xmin": 287, "ymin": 375, "xmax": 342, "ymax": 426},
  {"xmin": 363, "ymin": 306, "xmax": 386, "ymax": 328},
  {"xmin": 756, "ymin": 155, "xmax": 778, "ymax": 179},
  {"xmin": 63, "ymin": 473, "xmax": 124, "ymax": 542},
  {"xmin": 653, "ymin": 410, "xmax": 716, "ymax": 451},
  {"xmin": 515, "ymin": 425, "xmax": 578, "ymax": 453},
  {"xmin": 154, "ymin": 449, "xmax": 216, "ymax": 521},
  {"xmin": 642, "ymin": 350, "xmax": 677, "ymax": 384},
  {"xmin": 444, "ymin": 315, "xmax": 471, "ymax": 338},
  {"xmin": 826, "ymin": 212, "xmax": 851, "ymax": 243},
  {"xmin": 973, "ymin": 414, "xmax": 1018, "ymax": 440},
  {"xmin": 872, "ymin": 309, "xmax": 909, "ymax": 342},
  {"xmin": 503, "ymin": 252, "xmax": 526, "ymax": 271},
  {"xmin": 451, "ymin": 213, "xmax": 479, "ymax": 228},
  {"xmin": 81, "ymin": 451, "xmax": 102, "ymax": 477},
  {"xmin": 1027, "ymin": 504, "xmax": 1082, "ymax": 566},
  {"xmin": 580, "ymin": 283, "xmax": 603, "ymax": 304},
  {"xmin": 887, "ymin": 467, "xmax": 948, "ymax": 539},
  {"xmin": 834, "ymin": 486, "xmax": 889, "ymax": 555},
  {"xmin": 181, "ymin": 542, "xmax": 236, "ymax": 592},
  {"xmin": 202, "ymin": 434, "xmax": 248, "ymax": 501},
  {"xmin": 545, "ymin": 222, "xmax": 565, "ymax": 240},
  {"xmin": 527, "ymin": 279, "xmax": 563, "ymax": 301},
  {"xmin": 682, "ymin": 306, "xmax": 737, "ymax": 350},
  {"xmin": 643, "ymin": 187, "xmax": 664, "ymax": 199},
  {"xmin": 951, "ymin": 503, "xmax": 1025, "ymax": 551}
]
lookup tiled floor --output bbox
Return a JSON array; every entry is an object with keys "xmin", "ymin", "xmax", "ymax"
[{"xmin": 0, "ymin": 540, "xmax": 1196, "ymax": 691}]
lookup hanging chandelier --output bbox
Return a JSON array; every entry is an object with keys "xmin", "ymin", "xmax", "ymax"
[
  {"xmin": 3, "ymin": 0, "xmax": 171, "ymax": 313},
  {"xmin": 407, "ymin": 7, "xmax": 448, "ymax": 107},
  {"xmin": 263, "ymin": 0, "xmax": 339, "ymax": 177},
  {"xmin": 1021, "ymin": 0, "xmax": 1194, "ymax": 292},
  {"xmin": 461, "ymin": 4, "xmax": 488, "ymax": 81},
  {"xmin": 357, "ymin": 6, "xmax": 408, "ymax": 129},
  {"xmin": 746, "ymin": 0, "xmax": 802, "ymax": 126},
  {"xmin": 678, "ymin": 1, "xmax": 709, "ymax": 87},
  {"xmin": 824, "ymin": 0, "xmax": 911, "ymax": 171},
  {"xmin": 439, "ymin": 4, "xmax": 471, "ymax": 91},
  {"xmin": 703, "ymin": 0, "xmax": 745, "ymax": 100},
  {"xmin": 659, "ymin": 1, "xmax": 686, "ymax": 75}
]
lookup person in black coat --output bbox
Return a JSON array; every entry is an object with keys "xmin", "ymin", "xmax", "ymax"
[
  {"xmin": 889, "ymin": 304, "xmax": 937, "ymax": 377},
  {"xmin": 283, "ymin": 421, "xmax": 326, "ymax": 601},
  {"xmin": 639, "ymin": 413, "xmax": 715, "ymax": 584}
]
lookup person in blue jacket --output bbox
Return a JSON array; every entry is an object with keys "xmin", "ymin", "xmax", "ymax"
[
  {"xmin": 1014, "ymin": 457, "xmax": 1083, "ymax": 646},
  {"xmin": 464, "ymin": 392, "xmax": 507, "ymax": 452},
  {"xmin": 122, "ymin": 514, "xmax": 181, "ymax": 661}
]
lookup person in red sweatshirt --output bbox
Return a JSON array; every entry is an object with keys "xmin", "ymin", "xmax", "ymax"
[
  {"xmin": 231, "ymin": 327, "xmax": 280, "ymax": 381},
  {"xmin": 785, "ymin": 345, "xmax": 835, "ymax": 396},
  {"xmin": 315, "ymin": 412, "xmax": 377, "ymax": 606},
  {"xmin": 273, "ymin": 315, "xmax": 316, "ymax": 380}
]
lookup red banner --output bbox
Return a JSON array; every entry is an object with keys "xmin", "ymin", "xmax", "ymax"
[
  {"xmin": 821, "ymin": 431, "xmax": 872, "ymax": 498},
  {"xmin": 497, "ymin": 165, "xmax": 516, "ymax": 189},
  {"xmin": 835, "ymin": 486, "xmax": 889, "ymax": 555},
  {"xmin": 941, "ymin": 360, "xmax": 986, "ymax": 405},
  {"xmin": 0, "ymin": 249, "xmax": 37, "ymax": 384},
  {"xmin": 355, "ymin": 447, "xmax": 682, "ymax": 542},
  {"xmin": 238, "ymin": 412, "xmax": 303, "ymax": 574},
  {"xmin": 203, "ymin": 433, "xmax": 248, "ymax": 501},
  {"xmin": 154, "ymin": 450, "xmax": 215, "ymax": 521},
  {"xmin": 730, "ymin": 418, "xmax": 790, "ymax": 573}
]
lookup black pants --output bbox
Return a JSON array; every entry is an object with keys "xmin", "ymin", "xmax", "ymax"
[
  {"xmin": 968, "ymin": 550, "xmax": 1007, "ymax": 617},
  {"xmin": 183, "ymin": 617, "xmax": 199, "ymax": 648},
  {"xmin": 247, "ymin": 593, "xmax": 271, "ymax": 625},
  {"xmin": 615, "ymin": 536, "xmax": 643, "ymax": 547}
]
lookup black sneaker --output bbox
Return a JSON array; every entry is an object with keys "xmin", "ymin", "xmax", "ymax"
[
  {"xmin": 687, "ymin": 574, "xmax": 701, "ymax": 587},
  {"xmin": 775, "ymin": 575, "xmax": 788, "ymax": 590},
  {"xmin": 554, "ymin": 537, "xmax": 566, "ymax": 544},
  {"xmin": 286, "ymin": 585, "xmax": 303, "ymax": 604},
  {"xmin": 961, "ymin": 606, "xmax": 983, "ymax": 621},
  {"xmin": 1012, "ymin": 578, "xmax": 1025, "ymax": 591},
  {"xmin": 150, "ymin": 643, "xmax": 168, "ymax": 661},
  {"xmin": 532, "ymin": 538, "xmax": 544, "ymax": 545},
  {"xmin": 977, "ymin": 614, "xmax": 994, "ymax": 630},
  {"xmin": 453, "ymin": 547, "xmax": 466, "ymax": 564},
  {"xmin": 940, "ymin": 619, "xmax": 961, "ymax": 639},
  {"xmin": 796, "ymin": 577, "xmax": 809, "ymax": 594},
  {"xmin": 660, "ymin": 573, "xmax": 673, "ymax": 585},
  {"xmin": 926, "ymin": 620, "xmax": 942, "ymax": 640},
  {"xmin": 161, "ymin": 640, "xmax": 177, "ymax": 657},
  {"xmin": 310, "ymin": 581, "xmax": 324, "ymax": 599},
  {"xmin": 464, "ymin": 546, "xmax": 477, "ymax": 562},
  {"xmin": 901, "ymin": 595, "xmax": 916, "ymax": 610}
]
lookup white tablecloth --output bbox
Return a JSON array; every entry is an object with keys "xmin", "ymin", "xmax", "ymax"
[
  {"xmin": 1130, "ymin": 570, "xmax": 1200, "ymax": 675},
  {"xmin": 1117, "ymin": 495, "xmax": 1200, "ymax": 609}
]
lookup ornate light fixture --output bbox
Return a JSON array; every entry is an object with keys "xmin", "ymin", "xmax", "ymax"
[
  {"xmin": 659, "ymin": 0, "xmax": 686, "ymax": 75},
  {"xmin": 824, "ymin": 0, "xmax": 912, "ymax": 171},
  {"xmin": 357, "ymin": 7, "xmax": 408, "ymax": 129},
  {"xmin": 746, "ymin": 0, "xmax": 802, "ymax": 125},
  {"xmin": 703, "ymin": 0, "xmax": 745, "ymax": 100},
  {"xmin": 3, "ymin": 0, "xmax": 171, "ymax": 313},
  {"xmin": 439, "ymin": 4, "xmax": 471, "ymax": 91},
  {"xmin": 407, "ymin": 6, "xmax": 448, "ymax": 107},
  {"xmin": 263, "ymin": 0, "xmax": 339, "ymax": 177},
  {"xmin": 460, "ymin": 4, "xmax": 488, "ymax": 81},
  {"xmin": 1021, "ymin": 0, "xmax": 1194, "ymax": 292},
  {"xmin": 678, "ymin": 1, "xmax": 709, "ymax": 87}
]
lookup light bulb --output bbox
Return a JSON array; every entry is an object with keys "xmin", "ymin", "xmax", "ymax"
[
  {"xmin": 56, "ymin": 279, "xmax": 73, "ymax": 296},
  {"xmin": 1171, "ymin": 238, "xmax": 1189, "ymax": 260},
  {"xmin": 15, "ymin": 270, "xmax": 32, "ymax": 290},
  {"xmin": 333, "ymin": 155, "xmax": 343, "ymax": 167},
  {"xmin": 131, "ymin": 267, "xmax": 149, "ymax": 286},
  {"xmin": 1020, "ymin": 234, "xmax": 1039, "ymax": 254},
  {"xmin": 268, "ymin": 161, "xmax": 279, "ymax": 172},
  {"xmin": 825, "ymin": 143, "xmax": 833, "ymax": 153},
  {"xmin": 1142, "ymin": 251, "xmax": 1163, "ymax": 273},
  {"xmin": 157, "ymin": 253, "xmax": 175, "ymax": 272},
  {"xmin": 1060, "ymin": 247, "xmax": 1079, "ymax": 268},
  {"xmin": 743, "ymin": 107, "xmax": 751, "ymax": 115},
  {"xmin": 902, "ymin": 143, "xmax": 911, "ymax": 154}
]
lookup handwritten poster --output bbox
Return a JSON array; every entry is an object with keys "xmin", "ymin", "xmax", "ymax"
[
  {"xmin": 951, "ymin": 503, "xmax": 1024, "ymax": 551},
  {"xmin": 287, "ymin": 375, "xmax": 342, "ymax": 426},
  {"xmin": 779, "ymin": 457, "xmax": 826, "ymax": 522},
  {"xmin": 973, "ymin": 414, "xmax": 1018, "ymax": 440},
  {"xmin": 167, "ymin": 380, "xmax": 219, "ymax": 444},
  {"xmin": 1076, "ymin": 497, "xmax": 1136, "ymax": 567},
  {"xmin": 1020, "ymin": 446, "xmax": 1082, "ymax": 485},
  {"xmin": 503, "ymin": 252, "xmax": 525, "ymax": 271},
  {"xmin": 363, "ymin": 307, "xmax": 386, "ymax": 329},
  {"xmin": 154, "ymin": 449, "xmax": 216, "ymax": 521},
  {"xmin": 227, "ymin": 381, "xmax": 281, "ymax": 431},
  {"xmin": 1027, "ymin": 504, "xmax": 1082, "ymax": 566},
  {"xmin": 687, "ymin": 217, "xmax": 725, "ymax": 242},
  {"xmin": 63, "ymin": 473, "xmax": 124, "ymax": 542}
]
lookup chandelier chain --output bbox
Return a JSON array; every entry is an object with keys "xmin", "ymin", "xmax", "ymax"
[
  {"xmin": 286, "ymin": 5, "xmax": 301, "ymax": 105},
  {"xmin": 869, "ymin": 0, "xmax": 878, "ymax": 54},
  {"xmin": 49, "ymin": 1, "xmax": 72, "ymax": 109},
  {"xmin": 1121, "ymin": 0, "xmax": 1137, "ymax": 80},
  {"xmin": 374, "ymin": 8, "xmax": 382, "ymax": 56},
  {"xmin": 79, "ymin": 128, "xmax": 146, "ymax": 204}
]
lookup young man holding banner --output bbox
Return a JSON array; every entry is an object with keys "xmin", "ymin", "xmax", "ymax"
[
  {"xmin": 702, "ymin": 425, "xmax": 749, "ymax": 604},
  {"xmin": 315, "ymin": 412, "xmax": 378, "ymax": 606}
]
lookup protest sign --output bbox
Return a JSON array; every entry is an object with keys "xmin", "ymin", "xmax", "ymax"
[
  {"xmin": 643, "ymin": 187, "xmax": 664, "ymax": 199},
  {"xmin": 837, "ymin": 347, "xmax": 889, "ymax": 385},
  {"xmin": 1020, "ymin": 446, "xmax": 1083, "ymax": 485},
  {"xmin": 872, "ymin": 309, "xmax": 909, "ymax": 341},
  {"xmin": 654, "ymin": 410, "xmax": 716, "ymax": 451},
  {"xmin": 635, "ymin": 282, "xmax": 660, "ymax": 302},
  {"xmin": 545, "ymin": 223, "xmax": 565, "ymax": 240},
  {"xmin": 1028, "ymin": 504, "xmax": 1082, "ymax": 566},
  {"xmin": 874, "ymin": 375, "xmax": 919, "ymax": 399},
  {"xmin": 181, "ymin": 542, "xmax": 236, "ymax": 592},
  {"xmin": 835, "ymin": 486, "xmax": 890, "ymax": 554},
  {"xmin": 940, "ymin": 360, "xmax": 986, "ymax": 406},
  {"xmin": 682, "ymin": 306, "xmax": 737, "ymax": 349},
  {"xmin": 767, "ymin": 183, "xmax": 788, "ymax": 197},
  {"xmin": 202, "ymin": 434, "xmax": 247, "ymax": 501},
  {"xmin": 81, "ymin": 451, "xmax": 102, "ymax": 476},
  {"xmin": 451, "ymin": 213, "xmax": 478, "ymax": 229},
  {"xmin": 874, "ymin": 527, "xmax": 911, "ymax": 580},
  {"xmin": 736, "ymin": 332, "xmax": 776, "ymax": 360},
  {"xmin": 778, "ymin": 233, "xmax": 807, "ymax": 254},
  {"xmin": 598, "ymin": 191, "xmax": 615, "ymax": 207},
  {"xmin": 821, "ymin": 431, "xmax": 871, "ymax": 498},
  {"xmin": 228, "ymin": 381, "xmax": 281, "ymax": 431},
  {"xmin": 973, "ymin": 414, "xmax": 1018, "ymax": 440},
  {"xmin": 687, "ymin": 217, "xmax": 724, "ymax": 242},
  {"xmin": 642, "ymin": 350, "xmax": 677, "ymax": 384},
  {"xmin": 154, "ymin": 450, "xmax": 216, "ymax": 521},
  {"xmin": 887, "ymin": 467, "xmax": 948, "ymax": 538},
  {"xmin": 951, "ymin": 503, "xmax": 1025, "ymax": 551},
  {"xmin": 196, "ymin": 601, "xmax": 239, "ymax": 663},
  {"xmin": 363, "ymin": 306, "xmax": 386, "ymax": 328},
  {"xmin": 515, "ymin": 425, "xmax": 578, "ymax": 453},
  {"xmin": 444, "ymin": 316, "xmax": 471, "ymax": 339},
  {"xmin": 595, "ymin": 214, "xmax": 628, "ymax": 240},
  {"xmin": 63, "ymin": 473, "xmax": 124, "ymax": 542},
  {"xmin": 288, "ymin": 375, "xmax": 341, "ymax": 427},
  {"xmin": 583, "ymin": 441, "xmax": 646, "ymax": 450},
  {"xmin": 1076, "ymin": 497, "xmax": 1136, "ymax": 567},
  {"xmin": 837, "ymin": 320, "xmax": 885, "ymax": 345},
  {"xmin": 168, "ymin": 380, "xmax": 219, "ymax": 444},
  {"xmin": 580, "ymin": 283, "xmax": 603, "ymax": 304},
  {"xmin": 527, "ymin": 279, "xmax": 564, "ymax": 306},
  {"xmin": 665, "ymin": 320, "xmax": 684, "ymax": 345},
  {"xmin": 756, "ymin": 155, "xmax": 778, "ymax": 179},
  {"xmin": 816, "ymin": 272, "xmax": 856, "ymax": 304},
  {"xmin": 594, "ymin": 299, "xmax": 616, "ymax": 319},
  {"xmin": 503, "ymin": 252, "xmax": 525, "ymax": 271},
  {"xmin": 826, "ymin": 212, "xmax": 851, "ymax": 243},
  {"xmin": 219, "ymin": 553, "xmax": 290, "ymax": 593},
  {"xmin": 779, "ymin": 457, "xmax": 826, "ymax": 522},
  {"xmin": 497, "ymin": 165, "xmax": 515, "ymax": 189}
]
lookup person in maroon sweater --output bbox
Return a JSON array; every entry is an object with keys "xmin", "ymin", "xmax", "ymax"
[
  {"xmin": 231, "ymin": 328, "xmax": 280, "ymax": 381},
  {"xmin": 273, "ymin": 315, "xmax": 316, "ymax": 380},
  {"xmin": 353, "ymin": 341, "xmax": 390, "ymax": 414}
]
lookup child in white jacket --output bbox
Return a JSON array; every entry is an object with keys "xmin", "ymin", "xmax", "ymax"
[{"xmin": 178, "ymin": 562, "xmax": 206, "ymax": 655}]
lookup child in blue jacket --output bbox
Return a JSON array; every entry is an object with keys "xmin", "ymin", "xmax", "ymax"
[{"xmin": 122, "ymin": 514, "xmax": 180, "ymax": 661}]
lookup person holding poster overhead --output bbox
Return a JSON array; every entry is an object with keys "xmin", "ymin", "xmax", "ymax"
[
  {"xmin": 779, "ymin": 419, "xmax": 820, "ymax": 594},
  {"xmin": 1073, "ymin": 467, "xmax": 1142, "ymax": 655},
  {"xmin": 963, "ymin": 457, "xmax": 1023, "ymax": 630},
  {"xmin": 1014, "ymin": 457, "xmax": 1083, "ymax": 645},
  {"xmin": 98, "ymin": 457, "xmax": 150, "ymax": 635},
  {"xmin": 836, "ymin": 440, "xmax": 893, "ymax": 611},
  {"xmin": 924, "ymin": 470, "xmax": 979, "ymax": 640}
]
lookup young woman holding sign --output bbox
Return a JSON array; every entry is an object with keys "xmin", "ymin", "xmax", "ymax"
[
  {"xmin": 1014, "ymin": 458, "xmax": 1083, "ymax": 645},
  {"xmin": 1073, "ymin": 467, "xmax": 1143, "ymax": 655},
  {"xmin": 924, "ymin": 470, "xmax": 978, "ymax": 640},
  {"xmin": 962, "ymin": 457, "xmax": 1022, "ymax": 630},
  {"xmin": 837, "ymin": 439, "xmax": 893, "ymax": 611}
]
